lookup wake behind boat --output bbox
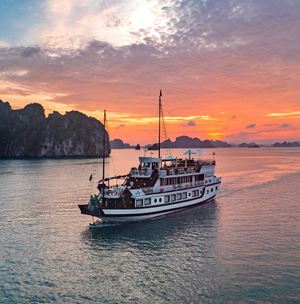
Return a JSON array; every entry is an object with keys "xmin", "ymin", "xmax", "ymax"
[{"xmin": 78, "ymin": 91, "xmax": 221, "ymax": 223}]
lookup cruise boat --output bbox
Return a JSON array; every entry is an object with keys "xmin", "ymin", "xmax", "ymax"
[{"xmin": 78, "ymin": 91, "xmax": 221, "ymax": 223}]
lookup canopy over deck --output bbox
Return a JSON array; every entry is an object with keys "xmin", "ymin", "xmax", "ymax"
[{"xmin": 139, "ymin": 156, "xmax": 161, "ymax": 163}]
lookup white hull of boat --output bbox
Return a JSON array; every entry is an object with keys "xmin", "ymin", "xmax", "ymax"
[{"xmin": 98, "ymin": 189, "xmax": 219, "ymax": 223}]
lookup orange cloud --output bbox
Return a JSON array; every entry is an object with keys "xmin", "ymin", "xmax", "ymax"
[
  {"xmin": 267, "ymin": 111, "xmax": 300, "ymax": 117},
  {"xmin": 1, "ymin": 1, "xmax": 300, "ymax": 144}
]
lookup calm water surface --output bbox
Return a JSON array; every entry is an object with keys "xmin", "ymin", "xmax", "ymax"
[{"xmin": 0, "ymin": 148, "xmax": 300, "ymax": 303}]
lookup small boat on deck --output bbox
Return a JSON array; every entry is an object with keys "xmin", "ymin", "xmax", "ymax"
[{"xmin": 78, "ymin": 91, "xmax": 221, "ymax": 223}]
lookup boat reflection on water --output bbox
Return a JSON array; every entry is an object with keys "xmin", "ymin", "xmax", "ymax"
[{"xmin": 81, "ymin": 199, "xmax": 218, "ymax": 249}]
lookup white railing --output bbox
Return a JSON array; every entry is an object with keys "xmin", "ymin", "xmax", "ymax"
[
  {"xmin": 140, "ymin": 181, "xmax": 205, "ymax": 195},
  {"xmin": 105, "ymin": 187, "xmax": 123, "ymax": 198}
]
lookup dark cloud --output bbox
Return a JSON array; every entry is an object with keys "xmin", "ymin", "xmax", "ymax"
[
  {"xmin": 183, "ymin": 120, "xmax": 196, "ymax": 127},
  {"xmin": 278, "ymin": 123, "xmax": 292, "ymax": 129},
  {"xmin": 226, "ymin": 123, "xmax": 298, "ymax": 143},
  {"xmin": 0, "ymin": 0, "xmax": 300, "ymax": 118},
  {"xmin": 21, "ymin": 47, "xmax": 41, "ymax": 58},
  {"xmin": 263, "ymin": 123, "xmax": 293, "ymax": 129},
  {"xmin": 246, "ymin": 123, "xmax": 256, "ymax": 129}
]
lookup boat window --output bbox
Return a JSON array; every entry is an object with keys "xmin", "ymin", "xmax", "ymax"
[
  {"xmin": 177, "ymin": 193, "xmax": 182, "ymax": 200},
  {"xmin": 192, "ymin": 190, "xmax": 199, "ymax": 197},
  {"xmin": 182, "ymin": 192, "xmax": 187, "ymax": 199},
  {"xmin": 136, "ymin": 199, "xmax": 143, "ymax": 207},
  {"xmin": 195, "ymin": 174, "xmax": 204, "ymax": 182},
  {"xmin": 159, "ymin": 198, "xmax": 162, "ymax": 203},
  {"xmin": 165, "ymin": 195, "xmax": 170, "ymax": 203},
  {"xmin": 188, "ymin": 192, "xmax": 191, "ymax": 197},
  {"xmin": 216, "ymin": 186, "xmax": 218, "ymax": 190},
  {"xmin": 154, "ymin": 198, "xmax": 157, "ymax": 203},
  {"xmin": 144, "ymin": 198, "xmax": 151, "ymax": 205},
  {"xmin": 211, "ymin": 188, "xmax": 213, "ymax": 192},
  {"xmin": 171, "ymin": 194, "xmax": 176, "ymax": 202},
  {"xmin": 207, "ymin": 190, "xmax": 209, "ymax": 194}
]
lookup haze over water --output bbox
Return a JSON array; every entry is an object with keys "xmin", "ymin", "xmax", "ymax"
[{"xmin": 0, "ymin": 148, "xmax": 300, "ymax": 303}]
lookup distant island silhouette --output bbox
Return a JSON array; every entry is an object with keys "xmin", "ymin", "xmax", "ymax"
[
  {"xmin": 238, "ymin": 142, "xmax": 260, "ymax": 148},
  {"xmin": 271, "ymin": 142, "xmax": 300, "ymax": 147},
  {"xmin": 110, "ymin": 138, "xmax": 132, "ymax": 149},
  {"xmin": 146, "ymin": 136, "xmax": 232, "ymax": 149},
  {"xmin": 111, "ymin": 136, "xmax": 300, "ymax": 149},
  {"xmin": 0, "ymin": 100, "xmax": 110, "ymax": 158}
]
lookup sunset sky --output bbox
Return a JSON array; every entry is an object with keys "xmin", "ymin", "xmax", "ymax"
[{"xmin": 0, "ymin": 0, "xmax": 299, "ymax": 144}]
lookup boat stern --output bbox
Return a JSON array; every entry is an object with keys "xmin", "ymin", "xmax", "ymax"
[
  {"xmin": 78, "ymin": 204, "xmax": 90, "ymax": 215},
  {"xmin": 78, "ymin": 204, "xmax": 104, "ymax": 216}
]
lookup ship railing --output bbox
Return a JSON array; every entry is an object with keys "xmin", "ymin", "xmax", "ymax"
[
  {"xmin": 165, "ymin": 168, "xmax": 192, "ymax": 176},
  {"xmin": 172, "ymin": 181, "xmax": 203, "ymax": 190},
  {"xmin": 104, "ymin": 187, "xmax": 123, "ymax": 198},
  {"xmin": 199, "ymin": 159, "xmax": 216, "ymax": 166},
  {"xmin": 164, "ymin": 168, "xmax": 202, "ymax": 176},
  {"xmin": 142, "ymin": 181, "xmax": 205, "ymax": 194}
]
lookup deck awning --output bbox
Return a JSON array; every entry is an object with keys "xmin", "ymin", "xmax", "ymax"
[{"xmin": 139, "ymin": 156, "xmax": 161, "ymax": 163}]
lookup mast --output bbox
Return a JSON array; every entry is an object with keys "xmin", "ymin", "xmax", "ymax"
[
  {"xmin": 158, "ymin": 90, "xmax": 162, "ymax": 159},
  {"xmin": 102, "ymin": 110, "xmax": 106, "ymax": 202}
]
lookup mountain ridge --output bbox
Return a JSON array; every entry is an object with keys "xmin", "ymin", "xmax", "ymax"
[{"xmin": 0, "ymin": 100, "xmax": 111, "ymax": 158}]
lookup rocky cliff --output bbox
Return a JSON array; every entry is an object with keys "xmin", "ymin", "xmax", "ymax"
[{"xmin": 0, "ymin": 100, "xmax": 110, "ymax": 158}]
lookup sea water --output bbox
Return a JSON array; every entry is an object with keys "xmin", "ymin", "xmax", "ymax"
[{"xmin": 0, "ymin": 148, "xmax": 299, "ymax": 303}]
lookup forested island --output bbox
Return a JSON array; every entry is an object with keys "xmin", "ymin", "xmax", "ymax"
[{"xmin": 0, "ymin": 100, "xmax": 110, "ymax": 158}]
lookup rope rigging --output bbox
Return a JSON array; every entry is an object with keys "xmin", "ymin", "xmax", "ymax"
[{"xmin": 159, "ymin": 92, "xmax": 173, "ymax": 159}]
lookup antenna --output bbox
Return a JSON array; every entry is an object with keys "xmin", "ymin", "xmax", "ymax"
[
  {"xmin": 102, "ymin": 109, "xmax": 106, "ymax": 203},
  {"xmin": 158, "ymin": 89, "xmax": 162, "ymax": 159}
]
